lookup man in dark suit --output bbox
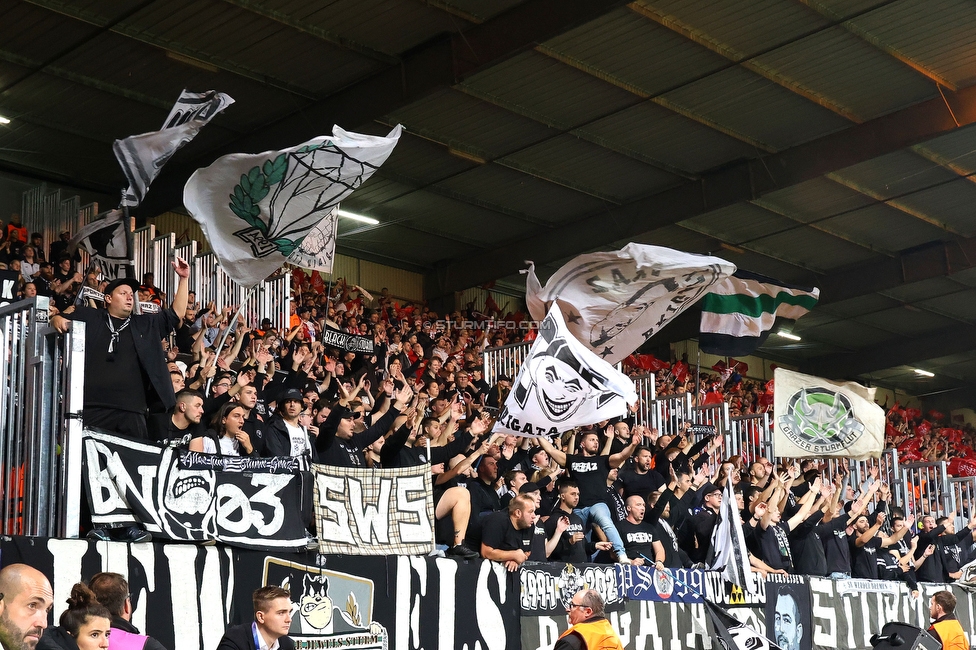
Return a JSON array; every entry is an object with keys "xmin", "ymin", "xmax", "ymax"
[{"xmin": 217, "ymin": 586, "xmax": 295, "ymax": 650}]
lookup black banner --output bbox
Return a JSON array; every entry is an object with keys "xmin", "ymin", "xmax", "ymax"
[
  {"xmin": 178, "ymin": 449, "xmax": 305, "ymax": 473},
  {"xmin": 689, "ymin": 424, "xmax": 716, "ymax": 437},
  {"xmin": 766, "ymin": 574, "xmax": 813, "ymax": 650},
  {"xmin": 322, "ymin": 325, "xmax": 374, "ymax": 354},
  {"xmin": 83, "ymin": 429, "xmax": 308, "ymax": 550}
]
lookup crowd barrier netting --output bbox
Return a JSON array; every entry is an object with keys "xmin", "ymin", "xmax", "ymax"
[{"xmin": 0, "ymin": 296, "xmax": 85, "ymax": 537}]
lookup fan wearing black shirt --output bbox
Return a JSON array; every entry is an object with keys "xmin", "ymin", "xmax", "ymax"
[
  {"xmin": 617, "ymin": 495, "xmax": 665, "ymax": 569},
  {"xmin": 850, "ymin": 511, "xmax": 912, "ymax": 579},
  {"xmin": 537, "ymin": 429, "xmax": 642, "ymax": 563},
  {"xmin": 481, "ymin": 494, "xmax": 537, "ymax": 571},
  {"xmin": 545, "ymin": 481, "xmax": 612, "ymax": 563},
  {"xmin": 619, "ymin": 446, "xmax": 664, "ymax": 500},
  {"xmin": 755, "ymin": 479, "xmax": 820, "ymax": 573}
]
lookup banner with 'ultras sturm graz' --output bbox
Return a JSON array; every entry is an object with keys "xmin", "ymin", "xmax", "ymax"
[{"xmin": 773, "ymin": 368, "xmax": 884, "ymax": 459}]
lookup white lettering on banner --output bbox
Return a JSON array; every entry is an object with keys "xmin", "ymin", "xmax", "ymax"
[
  {"xmin": 347, "ymin": 476, "xmax": 392, "ymax": 544},
  {"xmin": 395, "ymin": 475, "xmax": 431, "ymax": 543},
  {"xmin": 86, "ymin": 440, "xmax": 157, "ymax": 521},
  {"xmin": 316, "ymin": 474, "xmax": 355, "ymax": 544},
  {"xmin": 475, "ymin": 561, "xmax": 508, "ymax": 650},
  {"xmin": 810, "ymin": 578, "xmax": 836, "ymax": 648},
  {"xmin": 214, "ymin": 474, "xmax": 290, "ymax": 535},
  {"xmin": 1, "ymin": 279, "xmax": 14, "ymax": 300}
]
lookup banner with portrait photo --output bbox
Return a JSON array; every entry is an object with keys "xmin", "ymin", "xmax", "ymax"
[
  {"xmin": 82, "ymin": 428, "xmax": 308, "ymax": 550},
  {"xmin": 494, "ymin": 305, "xmax": 638, "ymax": 438},
  {"xmin": 765, "ymin": 576, "xmax": 812, "ymax": 650}
]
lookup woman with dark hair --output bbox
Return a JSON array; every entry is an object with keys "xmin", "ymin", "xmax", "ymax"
[
  {"xmin": 188, "ymin": 402, "xmax": 255, "ymax": 456},
  {"xmin": 37, "ymin": 583, "xmax": 112, "ymax": 650}
]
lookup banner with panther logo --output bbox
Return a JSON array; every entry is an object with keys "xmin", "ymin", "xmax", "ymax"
[
  {"xmin": 773, "ymin": 368, "xmax": 884, "ymax": 459},
  {"xmin": 184, "ymin": 125, "xmax": 401, "ymax": 287}
]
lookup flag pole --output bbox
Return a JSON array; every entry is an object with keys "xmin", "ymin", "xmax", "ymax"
[{"xmin": 206, "ymin": 284, "xmax": 257, "ymax": 395}]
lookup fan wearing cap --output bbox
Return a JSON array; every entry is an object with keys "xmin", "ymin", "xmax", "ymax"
[
  {"xmin": 50, "ymin": 257, "xmax": 190, "ymax": 442},
  {"xmin": 263, "ymin": 388, "xmax": 316, "ymax": 460}
]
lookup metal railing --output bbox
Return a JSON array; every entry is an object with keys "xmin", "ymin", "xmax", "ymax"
[
  {"xmin": 898, "ymin": 461, "xmax": 954, "ymax": 523},
  {"xmin": 651, "ymin": 393, "xmax": 694, "ymax": 436},
  {"xmin": 0, "ymin": 296, "xmax": 84, "ymax": 537},
  {"xmin": 22, "ymin": 186, "xmax": 95, "ymax": 263},
  {"xmin": 483, "ymin": 341, "xmax": 531, "ymax": 387},
  {"xmin": 631, "ymin": 374, "xmax": 656, "ymax": 429},
  {"xmin": 727, "ymin": 413, "xmax": 772, "ymax": 465},
  {"xmin": 949, "ymin": 476, "xmax": 976, "ymax": 531}
]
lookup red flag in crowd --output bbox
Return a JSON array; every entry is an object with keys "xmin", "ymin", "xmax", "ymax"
[
  {"xmin": 728, "ymin": 358, "xmax": 749, "ymax": 374},
  {"xmin": 928, "ymin": 410, "xmax": 945, "ymax": 422},
  {"xmin": 673, "ymin": 360, "xmax": 689, "ymax": 383},
  {"xmin": 905, "ymin": 407, "xmax": 921, "ymax": 421},
  {"xmin": 625, "ymin": 354, "xmax": 670, "ymax": 372},
  {"xmin": 310, "ymin": 271, "xmax": 325, "ymax": 293},
  {"xmin": 949, "ymin": 458, "xmax": 976, "ymax": 477},
  {"xmin": 916, "ymin": 421, "xmax": 932, "ymax": 436},
  {"xmin": 293, "ymin": 268, "xmax": 307, "ymax": 286}
]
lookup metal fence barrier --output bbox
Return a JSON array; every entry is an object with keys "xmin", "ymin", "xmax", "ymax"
[
  {"xmin": 22, "ymin": 186, "xmax": 93, "ymax": 258},
  {"xmin": 0, "ymin": 296, "xmax": 84, "ymax": 538},
  {"xmin": 482, "ymin": 342, "xmax": 531, "ymax": 388},
  {"xmin": 727, "ymin": 413, "xmax": 773, "ymax": 465},
  {"xmin": 949, "ymin": 476, "xmax": 976, "ymax": 532},
  {"xmin": 898, "ymin": 461, "xmax": 955, "ymax": 523},
  {"xmin": 632, "ymin": 374, "xmax": 656, "ymax": 429},
  {"xmin": 651, "ymin": 393, "xmax": 694, "ymax": 436}
]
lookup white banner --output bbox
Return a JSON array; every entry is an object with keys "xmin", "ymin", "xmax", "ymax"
[
  {"xmin": 184, "ymin": 125, "xmax": 401, "ymax": 287},
  {"xmin": 495, "ymin": 305, "xmax": 637, "ymax": 437},
  {"xmin": 525, "ymin": 243, "xmax": 734, "ymax": 364},
  {"xmin": 115, "ymin": 90, "xmax": 234, "ymax": 207},
  {"xmin": 773, "ymin": 368, "xmax": 884, "ymax": 459}
]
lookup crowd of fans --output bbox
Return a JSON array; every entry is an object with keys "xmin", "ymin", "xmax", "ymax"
[{"xmin": 5, "ymin": 215, "xmax": 972, "ymax": 587}]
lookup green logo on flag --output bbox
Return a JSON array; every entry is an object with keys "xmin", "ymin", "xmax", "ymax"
[{"xmin": 778, "ymin": 387, "xmax": 864, "ymax": 453}]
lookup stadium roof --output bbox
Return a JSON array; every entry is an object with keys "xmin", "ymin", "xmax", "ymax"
[{"xmin": 4, "ymin": 0, "xmax": 976, "ymax": 406}]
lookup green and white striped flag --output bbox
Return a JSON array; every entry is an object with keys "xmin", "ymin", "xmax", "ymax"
[{"xmin": 699, "ymin": 271, "xmax": 819, "ymax": 356}]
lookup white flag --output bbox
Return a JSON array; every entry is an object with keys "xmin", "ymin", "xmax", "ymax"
[
  {"xmin": 773, "ymin": 368, "xmax": 884, "ymax": 459},
  {"xmin": 494, "ymin": 305, "xmax": 637, "ymax": 438},
  {"xmin": 114, "ymin": 89, "xmax": 234, "ymax": 207},
  {"xmin": 67, "ymin": 209, "xmax": 133, "ymax": 280},
  {"xmin": 286, "ymin": 205, "xmax": 338, "ymax": 273},
  {"xmin": 526, "ymin": 243, "xmax": 735, "ymax": 364},
  {"xmin": 708, "ymin": 480, "xmax": 754, "ymax": 592},
  {"xmin": 183, "ymin": 125, "xmax": 402, "ymax": 287},
  {"xmin": 522, "ymin": 260, "xmax": 546, "ymax": 321}
]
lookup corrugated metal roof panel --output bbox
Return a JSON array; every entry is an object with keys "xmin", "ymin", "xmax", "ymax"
[
  {"xmin": 752, "ymin": 26, "xmax": 935, "ymax": 120},
  {"xmin": 916, "ymin": 290, "xmax": 976, "ymax": 322},
  {"xmin": 818, "ymin": 294, "xmax": 901, "ymax": 319},
  {"xmin": 844, "ymin": 0, "xmax": 976, "ymax": 88},
  {"xmin": 284, "ymin": 0, "xmax": 463, "ymax": 55},
  {"xmin": 626, "ymin": 224, "xmax": 719, "ymax": 252},
  {"xmin": 501, "ymin": 135, "xmax": 683, "ymax": 201},
  {"xmin": 755, "ymin": 178, "xmax": 874, "ymax": 222},
  {"xmin": 376, "ymin": 135, "xmax": 479, "ymax": 185},
  {"xmin": 459, "ymin": 50, "xmax": 640, "ymax": 128},
  {"xmin": 0, "ymin": 2, "xmax": 97, "ymax": 62},
  {"xmin": 436, "ymin": 164, "xmax": 606, "ymax": 223},
  {"xmin": 0, "ymin": 121, "xmax": 121, "ymax": 186},
  {"xmin": 340, "ymin": 176, "xmax": 413, "ymax": 206},
  {"xmin": 855, "ymin": 306, "xmax": 958, "ymax": 336},
  {"xmin": 125, "ymin": 0, "xmax": 382, "ymax": 95},
  {"xmin": 800, "ymin": 320, "xmax": 900, "ymax": 348},
  {"xmin": 880, "ymin": 276, "xmax": 962, "ymax": 303},
  {"xmin": 832, "ymin": 150, "xmax": 959, "ymax": 199},
  {"xmin": 914, "ymin": 123, "xmax": 976, "ymax": 174},
  {"xmin": 436, "ymin": 0, "xmax": 526, "ymax": 22},
  {"xmin": 371, "ymin": 191, "xmax": 538, "ymax": 245},
  {"xmin": 708, "ymin": 248, "xmax": 815, "ymax": 285},
  {"xmin": 894, "ymin": 181, "xmax": 976, "ymax": 237},
  {"xmin": 818, "ymin": 203, "xmax": 950, "ymax": 254},
  {"xmin": 542, "ymin": 8, "xmax": 729, "ymax": 97},
  {"xmin": 641, "ymin": 0, "xmax": 830, "ymax": 57},
  {"xmin": 748, "ymin": 226, "xmax": 881, "ymax": 271},
  {"xmin": 581, "ymin": 102, "xmax": 757, "ymax": 174},
  {"xmin": 660, "ymin": 66, "xmax": 852, "ymax": 150},
  {"xmin": 681, "ymin": 202, "xmax": 797, "ymax": 244},
  {"xmin": 388, "ymin": 89, "xmax": 556, "ymax": 159}
]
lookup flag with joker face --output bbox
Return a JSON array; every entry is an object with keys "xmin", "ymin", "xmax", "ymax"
[{"xmin": 494, "ymin": 305, "xmax": 637, "ymax": 438}]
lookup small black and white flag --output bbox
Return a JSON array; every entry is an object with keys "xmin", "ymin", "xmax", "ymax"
[
  {"xmin": 706, "ymin": 600, "xmax": 783, "ymax": 650},
  {"xmin": 114, "ymin": 89, "xmax": 234, "ymax": 207},
  {"xmin": 494, "ymin": 305, "xmax": 637, "ymax": 438},
  {"xmin": 67, "ymin": 209, "xmax": 134, "ymax": 281},
  {"xmin": 708, "ymin": 479, "xmax": 753, "ymax": 592}
]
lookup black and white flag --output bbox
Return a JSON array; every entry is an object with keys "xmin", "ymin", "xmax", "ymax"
[
  {"xmin": 115, "ymin": 89, "xmax": 234, "ymax": 207},
  {"xmin": 708, "ymin": 479, "xmax": 753, "ymax": 592},
  {"xmin": 67, "ymin": 209, "xmax": 134, "ymax": 281},
  {"xmin": 494, "ymin": 305, "xmax": 637, "ymax": 438},
  {"xmin": 82, "ymin": 428, "xmax": 308, "ymax": 550},
  {"xmin": 0, "ymin": 269, "xmax": 19, "ymax": 307},
  {"xmin": 706, "ymin": 600, "xmax": 783, "ymax": 650},
  {"xmin": 524, "ymin": 244, "xmax": 735, "ymax": 364}
]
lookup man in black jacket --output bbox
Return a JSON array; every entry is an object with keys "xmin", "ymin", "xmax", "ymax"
[
  {"xmin": 315, "ymin": 383, "xmax": 413, "ymax": 466},
  {"xmin": 217, "ymin": 586, "xmax": 295, "ymax": 650},
  {"xmin": 88, "ymin": 572, "xmax": 167, "ymax": 650}
]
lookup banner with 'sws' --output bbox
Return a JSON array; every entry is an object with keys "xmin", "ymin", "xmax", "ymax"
[
  {"xmin": 313, "ymin": 463, "xmax": 434, "ymax": 555},
  {"xmin": 82, "ymin": 429, "xmax": 309, "ymax": 550}
]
